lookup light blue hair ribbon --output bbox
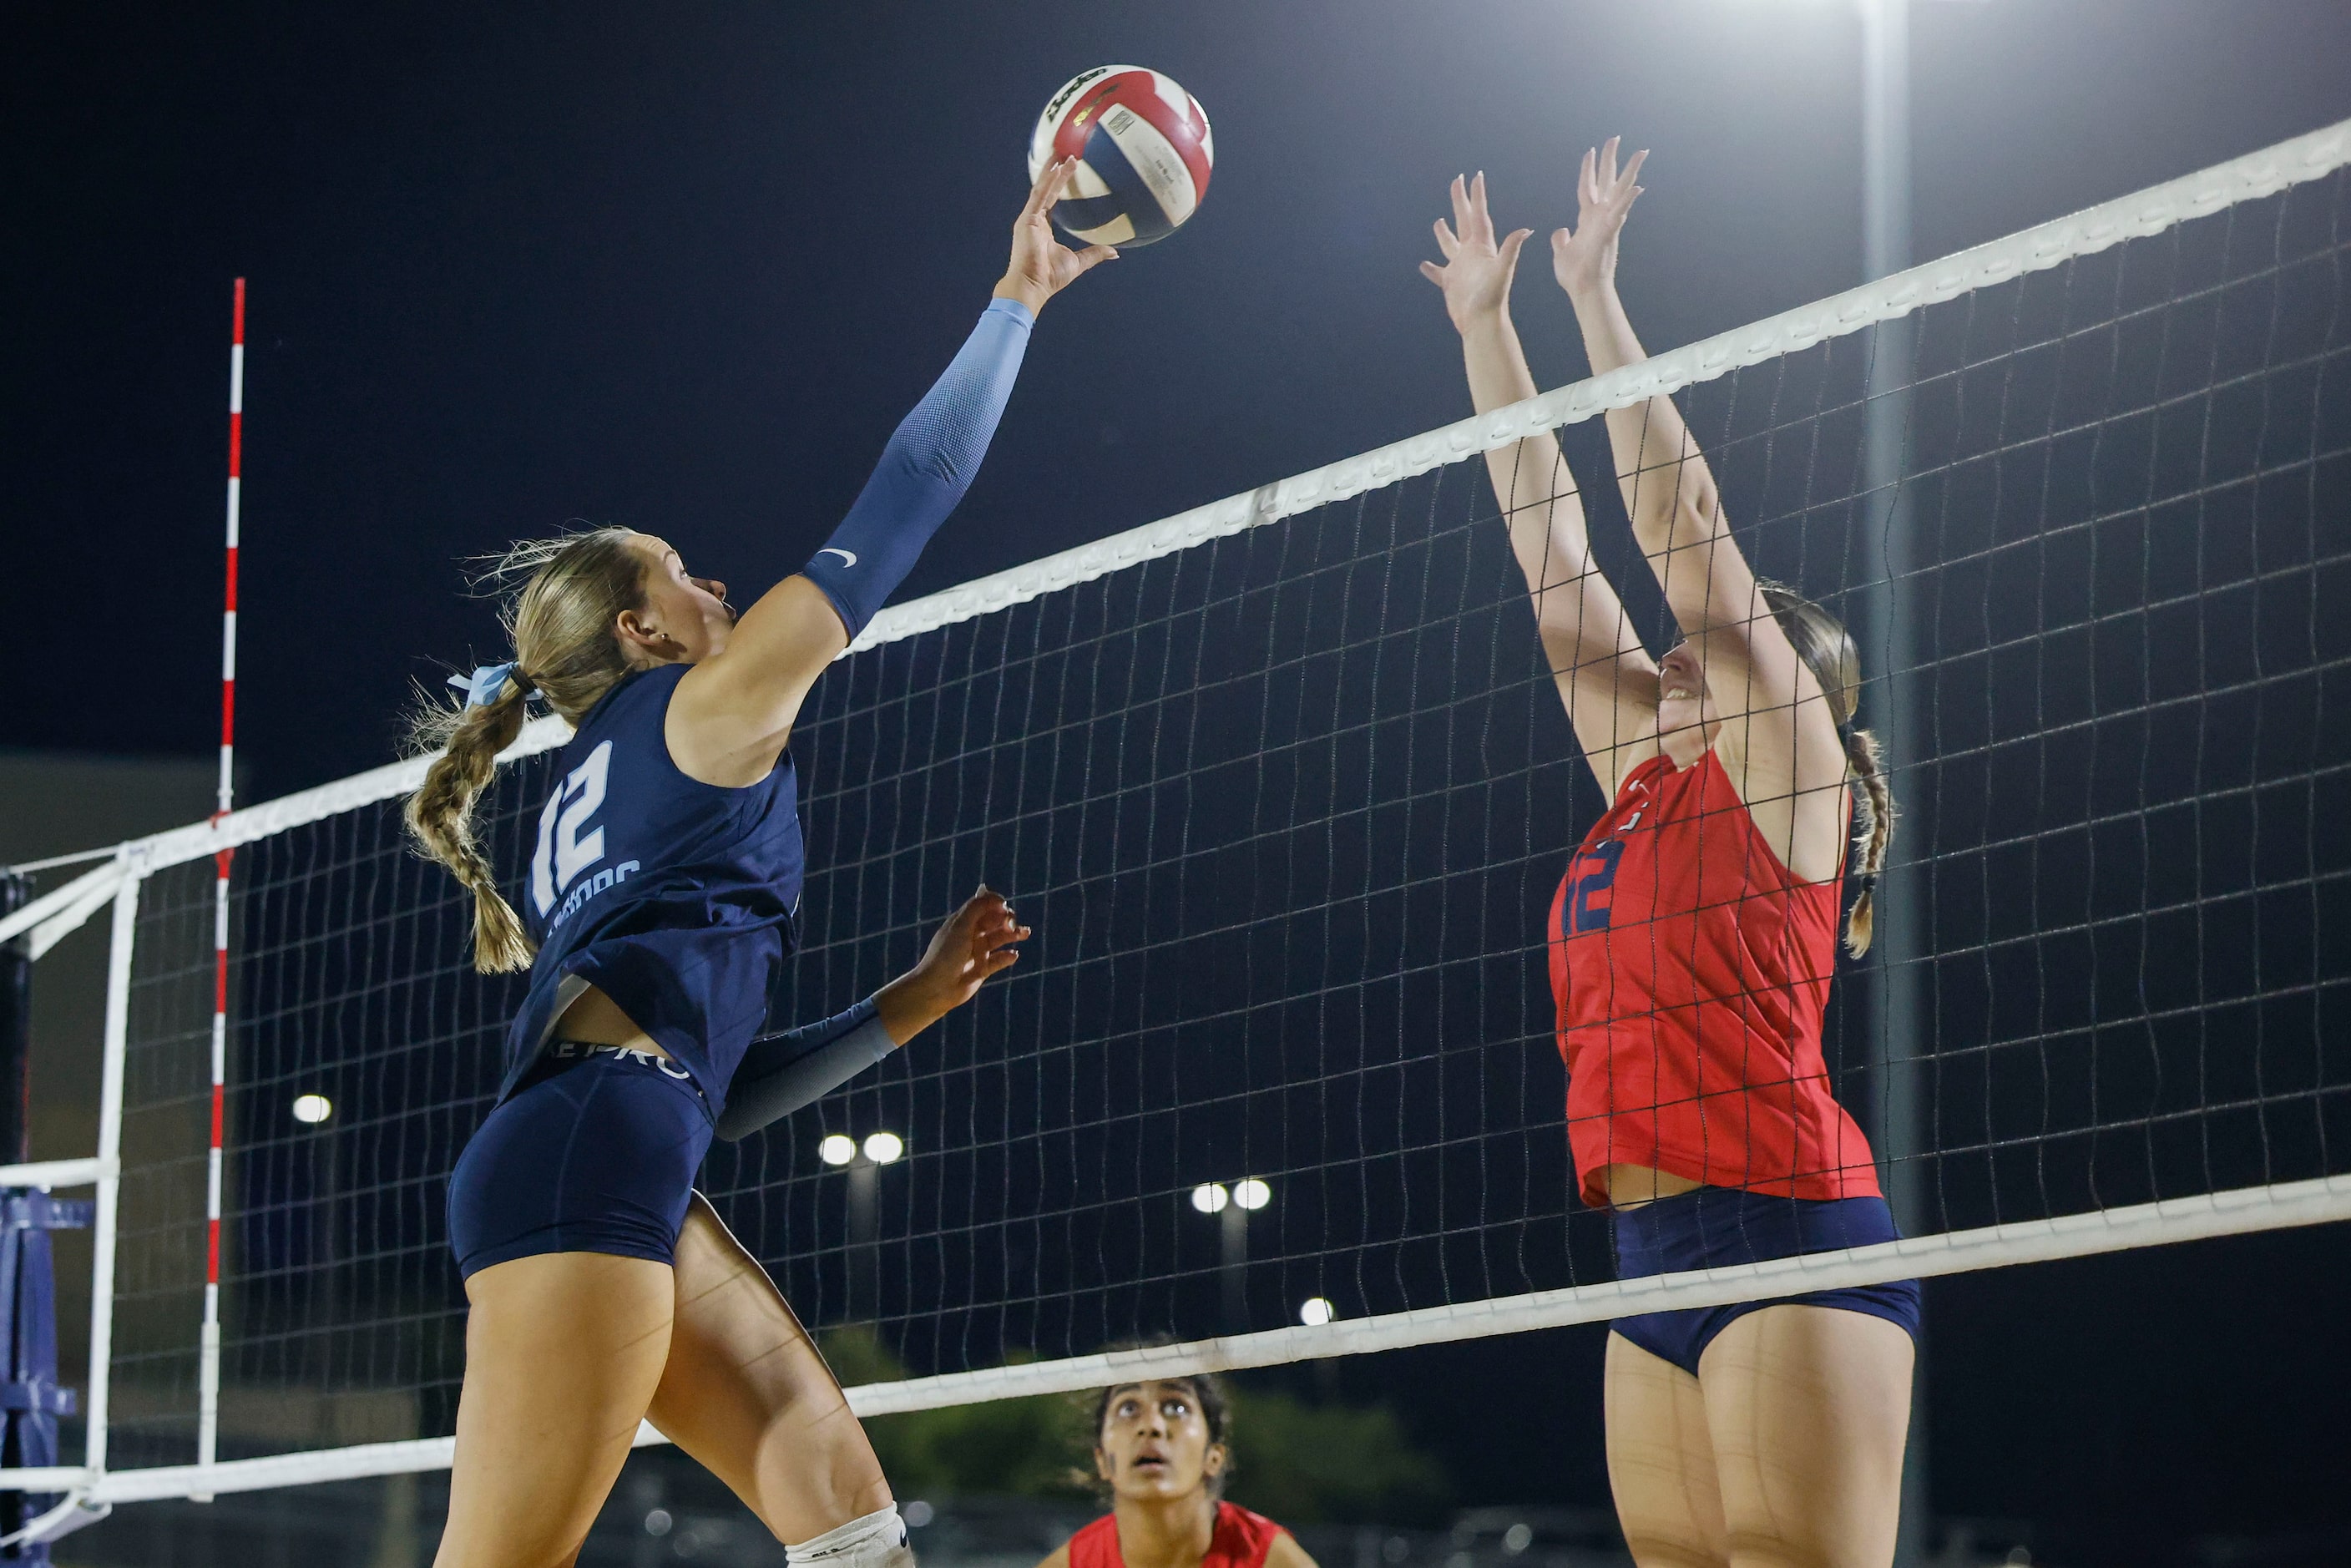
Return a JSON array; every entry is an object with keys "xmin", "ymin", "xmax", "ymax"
[{"xmin": 447, "ymin": 662, "xmax": 528, "ymax": 709}]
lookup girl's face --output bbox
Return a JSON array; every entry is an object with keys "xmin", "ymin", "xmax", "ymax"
[
  {"xmin": 1654, "ymin": 641, "xmax": 1721, "ymax": 766},
  {"xmin": 1095, "ymin": 1379, "xmax": 1225, "ymax": 1503},
  {"xmin": 619, "ymin": 535, "xmax": 735, "ymax": 664}
]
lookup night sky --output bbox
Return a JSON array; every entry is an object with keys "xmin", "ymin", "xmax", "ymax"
[{"xmin": 12, "ymin": 1, "xmax": 2351, "ymax": 1556}]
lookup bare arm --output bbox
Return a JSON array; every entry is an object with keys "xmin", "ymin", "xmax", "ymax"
[
  {"xmin": 1552, "ymin": 143, "xmax": 1757, "ymax": 660},
  {"xmin": 1422, "ymin": 173, "xmax": 1658, "ymax": 796},
  {"xmin": 1554, "ymin": 141, "xmax": 1847, "ymax": 876}
]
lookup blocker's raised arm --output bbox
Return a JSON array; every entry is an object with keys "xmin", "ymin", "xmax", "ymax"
[
  {"xmin": 1556, "ymin": 140, "xmax": 1848, "ymax": 873},
  {"xmin": 1423, "ymin": 171, "xmax": 1660, "ymax": 795}
]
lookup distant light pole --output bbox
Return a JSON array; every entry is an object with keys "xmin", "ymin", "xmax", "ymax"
[
  {"xmin": 1852, "ymin": 9, "xmax": 1934, "ymax": 1564},
  {"xmin": 1729, "ymin": 7, "xmax": 1932, "ymax": 1556},
  {"xmin": 1192, "ymin": 1179, "xmax": 1271, "ymax": 1331},
  {"xmin": 1855, "ymin": 0, "xmax": 1924, "ymax": 1223},
  {"xmin": 823, "ymin": 1130, "xmax": 904, "ymax": 1320}
]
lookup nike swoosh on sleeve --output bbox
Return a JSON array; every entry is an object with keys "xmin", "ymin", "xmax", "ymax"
[{"xmin": 817, "ymin": 548, "xmax": 858, "ymax": 568}]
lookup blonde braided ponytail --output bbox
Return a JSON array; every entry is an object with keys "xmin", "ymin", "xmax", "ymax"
[
  {"xmin": 404, "ymin": 675, "xmax": 538, "ymax": 972},
  {"xmin": 403, "ymin": 527, "xmax": 652, "ymax": 973}
]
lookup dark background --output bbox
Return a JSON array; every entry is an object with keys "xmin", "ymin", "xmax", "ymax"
[{"xmin": 9, "ymin": 0, "xmax": 2351, "ymax": 1557}]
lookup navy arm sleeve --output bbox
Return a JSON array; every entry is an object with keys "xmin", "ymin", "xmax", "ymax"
[
  {"xmin": 799, "ymin": 296, "xmax": 1035, "ymax": 639},
  {"xmin": 716, "ymin": 997, "xmax": 895, "ymax": 1141}
]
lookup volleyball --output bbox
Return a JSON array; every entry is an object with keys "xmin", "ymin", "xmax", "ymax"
[{"xmin": 1026, "ymin": 66, "xmax": 1214, "ymax": 248}]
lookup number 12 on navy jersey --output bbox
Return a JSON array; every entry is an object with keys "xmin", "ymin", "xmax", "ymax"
[{"xmin": 530, "ymin": 740, "xmax": 622, "ymax": 921}]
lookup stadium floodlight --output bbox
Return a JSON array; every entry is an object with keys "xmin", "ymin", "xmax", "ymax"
[
  {"xmin": 818, "ymin": 1134, "xmax": 857, "ymax": 1166},
  {"xmin": 1298, "ymin": 1297, "xmax": 1335, "ymax": 1327},
  {"xmin": 1232, "ymin": 1178, "xmax": 1272, "ymax": 1211},
  {"xmin": 290, "ymin": 1094, "xmax": 332, "ymax": 1125},
  {"xmin": 862, "ymin": 1130, "xmax": 905, "ymax": 1165},
  {"xmin": 1190, "ymin": 1182, "xmax": 1229, "ymax": 1213}
]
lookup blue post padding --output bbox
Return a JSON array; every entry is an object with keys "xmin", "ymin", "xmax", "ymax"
[
  {"xmin": 0, "ymin": 1197, "xmax": 88, "ymax": 1233},
  {"xmin": 2, "ymin": 1190, "xmax": 89, "ymax": 1562}
]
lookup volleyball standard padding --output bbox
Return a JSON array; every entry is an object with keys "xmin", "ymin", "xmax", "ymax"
[{"xmin": 1027, "ymin": 67, "xmax": 1213, "ymax": 248}]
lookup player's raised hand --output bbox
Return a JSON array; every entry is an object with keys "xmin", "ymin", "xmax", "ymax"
[
  {"xmin": 996, "ymin": 157, "xmax": 1120, "ymax": 315},
  {"xmin": 1419, "ymin": 172, "xmax": 1534, "ymax": 334},
  {"xmin": 880, "ymin": 885, "xmax": 1029, "ymax": 1040},
  {"xmin": 1551, "ymin": 137, "xmax": 1647, "ymax": 304}
]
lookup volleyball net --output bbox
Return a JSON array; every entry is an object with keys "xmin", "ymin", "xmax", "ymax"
[{"xmin": 6, "ymin": 115, "xmax": 2348, "ymax": 1514}]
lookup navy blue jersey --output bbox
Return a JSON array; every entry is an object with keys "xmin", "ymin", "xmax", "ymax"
[{"xmin": 499, "ymin": 664, "xmax": 804, "ymax": 1120}]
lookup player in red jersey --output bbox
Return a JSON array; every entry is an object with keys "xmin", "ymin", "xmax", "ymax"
[
  {"xmin": 1423, "ymin": 142, "xmax": 1918, "ymax": 1565},
  {"xmin": 1034, "ymin": 1376, "xmax": 1316, "ymax": 1568}
]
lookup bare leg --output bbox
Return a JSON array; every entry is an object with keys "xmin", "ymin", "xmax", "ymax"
[
  {"xmin": 646, "ymin": 1194, "xmax": 894, "ymax": 1543},
  {"xmin": 1696, "ymin": 1305, "xmax": 1914, "ymax": 1568},
  {"xmin": 433, "ymin": 1252, "xmax": 676, "ymax": 1568},
  {"xmin": 1605, "ymin": 1331, "xmax": 1731, "ymax": 1568}
]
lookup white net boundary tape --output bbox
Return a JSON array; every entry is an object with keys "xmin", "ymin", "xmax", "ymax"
[
  {"xmin": 4, "ymin": 1169, "xmax": 2341, "ymax": 1504},
  {"xmin": 2, "ymin": 113, "xmax": 2346, "ymax": 1510},
  {"xmin": 6, "ymin": 113, "xmax": 2341, "ymax": 899}
]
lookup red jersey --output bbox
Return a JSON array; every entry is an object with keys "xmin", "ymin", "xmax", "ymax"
[
  {"xmin": 1548, "ymin": 750, "xmax": 1879, "ymax": 1206},
  {"xmin": 1067, "ymin": 1504, "xmax": 1287, "ymax": 1568}
]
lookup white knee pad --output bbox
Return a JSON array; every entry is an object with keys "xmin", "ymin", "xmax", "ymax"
[{"xmin": 788, "ymin": 1505, "xmax": 914, "ymax": 1568}]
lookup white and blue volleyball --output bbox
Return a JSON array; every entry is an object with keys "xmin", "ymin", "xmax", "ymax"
[{"xmin": 1027, "ymin": 67, "xmax": 1213, "ymax": 248}]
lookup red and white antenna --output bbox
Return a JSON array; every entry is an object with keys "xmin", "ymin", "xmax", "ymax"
[{"xmin": 196, "ymin": 277, "xmax": 245, "ymax": 1485}]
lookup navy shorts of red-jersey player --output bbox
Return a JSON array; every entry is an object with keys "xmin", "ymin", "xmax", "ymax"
[
  {"xmin": 1549, "ymin": 750, "xmax": 1921, "ymax": 1366},
  {"xmin": 1608, "ymin": 1186, "xmax": 1920, "ymax": 1376}
]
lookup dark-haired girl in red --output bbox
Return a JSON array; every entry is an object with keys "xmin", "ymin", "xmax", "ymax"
[{"xmin": 1036, "ymin": 1377, "xmax": 1316, "ymax": 1568}]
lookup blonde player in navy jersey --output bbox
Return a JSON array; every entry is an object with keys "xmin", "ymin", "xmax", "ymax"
[{"xmin": 402, "ymin": 159, "xmax": 1115, "ymax": 1568}]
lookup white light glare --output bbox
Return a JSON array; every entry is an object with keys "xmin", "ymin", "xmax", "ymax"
[
  {"xmin": 1232, "ymin": 1178, "xmax": 1272, "ymax": 1211},
  {"xmin": 863, "ymin": 1130, "xmax": 906, "ymax": 1165},
  {"xmin": 1191, "ymin": 1182, "xmax": 1230, "ymax": 1213},
  {"xmin": 1299, "ymin": 1297, "xmax": 1336, "ymax": 1327},
  {"xmin": 291, "ymin": 1094, "xmax": 332, "ymax": 1125},
  {"xmin": 818, "ymin": 1134, "xmax": 857, "ymax": 1166}
]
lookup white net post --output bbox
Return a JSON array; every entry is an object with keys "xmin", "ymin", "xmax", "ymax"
[{"xmin": 85, "ymin": 862, "xmax": 140, "ymax": 1487}]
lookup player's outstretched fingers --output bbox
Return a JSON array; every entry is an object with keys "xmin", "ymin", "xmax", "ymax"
[{"xmin": 1022, "ymin": 154, "xmax": 1074, "ymax": 215}]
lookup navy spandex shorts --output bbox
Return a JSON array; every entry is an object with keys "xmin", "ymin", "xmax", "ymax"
[
  {"xmin": 1609, "ymin": 1186, "xmax": 1922, "ymax": 1376},
  {"xmin": 447, "ymin": 1044, "xmax": 714, "ymax": 1280}
]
